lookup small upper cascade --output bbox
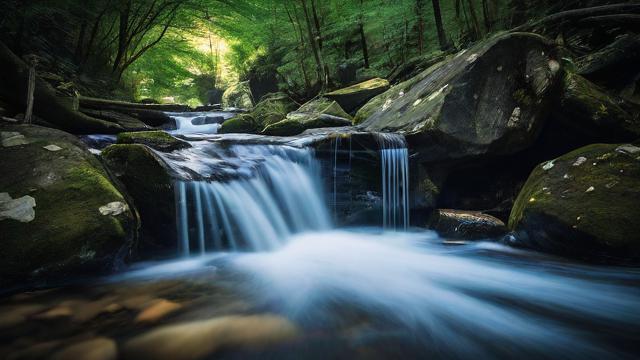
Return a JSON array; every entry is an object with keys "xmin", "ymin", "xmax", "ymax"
[
  {"xmin": 377, "ymin": 133, "xmax": 410, "ymax": 230},
  {"xmin": 167, "ymin": 111, "xmax": 236, "ymax": 135},
  {"xmin": 173, "ymin": 144, "xmax": 331, "ymax": 255}
]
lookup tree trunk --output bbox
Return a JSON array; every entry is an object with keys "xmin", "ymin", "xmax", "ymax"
[
  {"xmin": 0, "ymin": 41, "xmax": 123, "ymax": 134},
  {"xmin": 359, "ymin": 0, "xmax": 369, "ymax": 68},
  {"xmin": 300, "ymin": 0, "xmax": 326, "ymax": 90},
  {"xmin": 415, "ymin": 0, "xmax": 425, "ymax": 54},
  {"xmin": 431, "ymin": 0, "xmax": 451, "ymax": 50}
]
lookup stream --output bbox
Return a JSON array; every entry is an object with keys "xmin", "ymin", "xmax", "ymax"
[{"xmin": 2, "ymin": 112, "xmax": 639, "ymax": 359}]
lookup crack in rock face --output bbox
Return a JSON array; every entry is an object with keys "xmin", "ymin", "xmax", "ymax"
[
  {"xmin": 0, "ymin": 193, "xmax": 36, "ymax": 222},
  {"xmin": 98, "ymin": 201, "xmax": 128, "ymax": 216}
]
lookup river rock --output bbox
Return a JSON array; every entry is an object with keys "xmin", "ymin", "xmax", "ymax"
[
  {"xmin": 122, "ymin": 314, "xmax": 298, "ymax": 360},
  {"xmin": 325, "ymin": 78, "xmax": 390, "ymax": 113},
  {"xmin": 222, "ymin": 81, "xmax": 253, "ymax": 109},
  {"xmin": 358, "ymin": 32, "xmax": 561, "ymax": 161},
  {"xmin": 252, "ymin": 92, "xmax": 298, "ymax": 127},
  {"xmin": 576, "ymin": 33, "xmax": 640, "ymax": 91},
  {"xmin": 51, "ymin": 337, "xmax": 117, "ymax": 360},
  {"xmin": 0, "ymin": 125, "xmax": 138, "ymax": 286},
  {"xmin": 218, "ymin": 114, "xmax": 261, "ymax": 134},
  {"xmin": 508, "ymin": 143, "xmax": 640, "ymax": 263},
  {"xmin": 117, "ymin": 131, "xmax": 191, "ymax": 152},
  {"xmin": 262, "ymin": 98, "xmax": 352, "ymax": 136},
  {"xmin": 427, "ymin": 209, "xmax": 507, "ymax": 240},
  {"xmin": 101, "ymin": 144, "xmax": 176, "ymax": 254},
  {"xmin": 554, "ymin": 72, "xmax": 640, "ymax": 141}
]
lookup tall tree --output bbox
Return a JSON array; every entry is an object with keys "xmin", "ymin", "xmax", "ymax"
[{"xmin": 431, "ymin": 0, "xmax": 451, "ymax": 50}]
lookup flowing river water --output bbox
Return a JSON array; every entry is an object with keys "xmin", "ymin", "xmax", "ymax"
[{"xmin": 2, "ymin": 112, "xmax": 639, "ymax": 359}]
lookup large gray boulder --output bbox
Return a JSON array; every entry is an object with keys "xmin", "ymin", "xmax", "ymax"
[{"xmin": 358, "ymin": 33, "xmax": 562, "ymax": 161}]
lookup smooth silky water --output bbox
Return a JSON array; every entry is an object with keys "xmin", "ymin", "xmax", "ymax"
[{"xmin": 115, "ymin": 112, "xmax": 640, "ymax": 358}]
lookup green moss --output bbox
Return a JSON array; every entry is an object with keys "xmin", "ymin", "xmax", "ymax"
[
  {"xmin": 298, "ymin": 98, "xmax": 352, "ymax": 120},
  {"xmin": 509, "ymin": 143, "xmax": 640, "ymax": 253},
  {"xmin": 251, "ymin": 92, "xmax": 296, "ymax": 127},
  {"xmin": 0, "ymin": 126, "xmax": 136, "ymax": 282},
  {"xmin": 218, "ymin": 114, "xmax": 261, "ymax": 134},
  {"xmin": 326, "ymin": 78, "xmax": 390, "ymax": 96},
  {"xmin": 513, "ymin": 88, "xmax": 533, "ymax": 106},
  {"xmin": 261, "ymin": 118, "xmax": 305, "ymax": 136},
  {"xmin": 117, "ymin": 131, "xmax": 189, "ymax": 151}
]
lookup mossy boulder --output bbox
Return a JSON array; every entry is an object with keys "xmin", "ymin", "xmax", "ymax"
[
  {"xmin": 358, "ymin": 33, "xmax": 562, "ymax": 161},
  {"xmin": 252, "ymin": 92, "xmax": 298, "ymax": 127},
  {"xmin": 508, "ymin": 143, "xmax": 640, "ymax": 264},
  {"xmin": 262, "ymin": 98, "xmax": 352, "ymax": 136},
  {"xmin": 101, "ymin": 144, "xmax": 176, "ymax": 255},
  {"xmin": 555, "ymin": 72, "xmax": 640, "ymax": 141},
  {"xmin": 324, "ymin": 78, "xmax": 390, "ymax": 113},
  {"xmin": 222, "ymin": 81, "xmax": 253, "ymax": 109},
  {"xmin": 0, "ymin": 125, "xmax": 138, "ymax": 286},
  {"xmin": 354, "ymin": 58, "xmax": 451, "ymax": 125},
  {"xmin": 117, "ymin": 131, "xmax": 190, "ymax": 152},
  {"xmin": 218, "ymin": 114, "xmax": 261, "ymax": 134}
]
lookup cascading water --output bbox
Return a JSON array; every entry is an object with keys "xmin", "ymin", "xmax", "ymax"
[
  {"xmin": 377, "ymin": 133, "xmax": 410, "ymax": 230},
  {"xmin": 166, "ymin": 111, "xmax": 236, "ymax": 135},
  {"xmin": 171, "ymin": 143, "xmax": 331, "ymax": 255}
]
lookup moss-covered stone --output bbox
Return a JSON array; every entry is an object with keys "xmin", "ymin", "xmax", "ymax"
[
  {"xmin": 508, "ymin": 143, "xmax": 640, "ymax": 264},
  {"xmin": 218, "ymin": 114, "xmax": 261, "ymax": 134},
  {"xmin": 102, "ymin": 144, "xmax": 176, "ymax": 254},
  {"xmin": 117, "ymin": 131, "xmax": 190, "ymax": 151},
  {"xmin": 555, "ymin": 72, "xmax": 640, "ymax": 140},
  {"xmin": 325, "ymin": 78, "xmax": 390, "ymax": 113},
  {"xmin": 0, "ymin": 125, "xmax": 138, "ymax": 286},
  {"xmin": 353, "ymin": 58, "xmax": 450, "ymax": 125},
  {"xmin": 261, "ymin": 98, "xmax": 352, "ymax": 136},
  {"xmin": 221, "ymin": 81, "xmax": 253, "ymax": 109},
  {"xmin": 358, "ymin": 33, "xmax": 561, "ymax": 162},
  {"xmin": 251, "ymin": 92, "xmax": 297, "ymax": 127}
]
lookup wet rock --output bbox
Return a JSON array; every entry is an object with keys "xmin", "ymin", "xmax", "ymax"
[
  {"xmin": 325, "ymin": 78, "xmax": 390, "ymax": 113},
  {"xmin": 122, "ymin": 314, "xmax": 298, "ymax": 360},
  {"xmin": 190, "ymin": 116, "xmax": 223, "ymax": 125},
  {"xmin": 51, "ymin": 337, "xmax": 117, "ymax": 360},
  {"xmin": 101, "ymin": 144, "xmax": 176, "ymax": 254},
  {"xmin": 222, "ymin": 81, "xmax": 253, "ymax": 109},
  {"xmin": 554, "ymin": 72, "xmax": 640, "ymax": 141},
  {"xmin": 117, "ymin": 131, "xmax": 190, "ymax": 152},
  {"xmin": 252, "ymin": 92, "xmax": 298, "ymax": 127},
  {"xmin": 0, "ymin": 193, "xmax": 36, "ymax": 222},
  {"xmin": 262, "ymin": 98, "xmax": 352, "ymax": 136},
  {"xmin": 427, "ymin": 209, "xmax": 507, "ymax": 240},
  {"xmin": 135, "ymin": 299, "xmax": 182, "ymax": 323},
  {"xmin": 218, "ymin": 114, "xmax": 261, "ymax": 134},
  {"xmin": 0, "ymin": 125, "xmax": 138, "ymax": 286},
  {"xmin": 358, "ymin": 33, "xmax": 561, "ymax": 161},
  {"xmin": 0, "ymin": 304, "xmax": 45, "ymax": 330},
  {"xmin": 1, "ymin": 131, "xmax": 29, "ymax": 147},
  {"xmin": 576, "ymin": 33, "xmax": 640, "ymax": 91},
  {"xmin": 509, "ymin": 143, "xmax": 640, "ymax": 264}
]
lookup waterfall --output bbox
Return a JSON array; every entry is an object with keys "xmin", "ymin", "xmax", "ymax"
[
  {"xmin": 174, "ymin": 145, "xmax": 331, "ymax": 255},
  {"xmin": 167, "ymin": 111, "xmax": 236, "ymax": 135},
  {"xmin": 378, "ymin": 133, "xmax": 410, "ymax": 230}
]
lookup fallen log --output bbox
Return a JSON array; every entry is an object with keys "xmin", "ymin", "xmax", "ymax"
[
  {"xmin": 79, "ymin": 96, "xmax": 191, "ymax": 112},
  {"xmin": 0, "ymin": 41, "xmax": 123, "ymax": 134}
]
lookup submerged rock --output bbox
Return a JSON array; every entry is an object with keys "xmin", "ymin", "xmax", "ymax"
[
  {"xmin": 325, "ymin": 78, "xmax": 390, "ymax": 113},
  {"xmin": 0, "ymin": 125, "xmax": 138, "ymax": 286},
  {"xmin": 51, "ymin": 337, "xmax": 117, "ymax": 360},
  {"xmin": 122, "ymin": 314, "xmax": 298, "ymax": 360},
  {"xmin": 101, "ymin": 144, "xmax": 176, "ymax": 254},
  {"xmin": 262, "ymin": 98, "xmax": 352, "ymax": 136},
  {"xmin": 222, "ymin": 81, "xmax": 254, "ymax": 109},
  {"xmin": 427, "ymin": 209, "xmax": 507, "ymax": 240},
  {"xmin": 358, "ymin": 33, "xmax": 561, "ymax": 161},
  {"xmin": 508, "ymin": 143, "xmax": 640, "ymax": 264},
  {"xmin": 117, "ymin": 131, "xmax": 191, "ymax": 152}
]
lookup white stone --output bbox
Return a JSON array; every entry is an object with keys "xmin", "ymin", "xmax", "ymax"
[
  {"xmin": 616, "ymin": 144, "xmax": 640, "ymax": 155},
  {"xmin": 542, "ymin": 160, "xmax": 555, "ymax": 171},
  {"xmin": 572, "ymin": 157, "xmax": 587, "ymax": 166},
  {"xmin": 507, "ymin": 107, "xmax": 522, "ymax": 128},
  {"xmin": 585, "ymin": 186, "xmax": 595, "ymax": 193},
  {"xmin": 1, "ymin": 131, "xmax": 28, "ymax": 147},
  {"xmin": 0, "ymin": 193, "xmax": 36, "ymax": 222},
  {"xmin": 99, "ymin": 201, "xmax": 128, "ymax": 216},
  {"xmin": 43, "ymin": 144, "xmax": 63, "ymax": 152}
]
